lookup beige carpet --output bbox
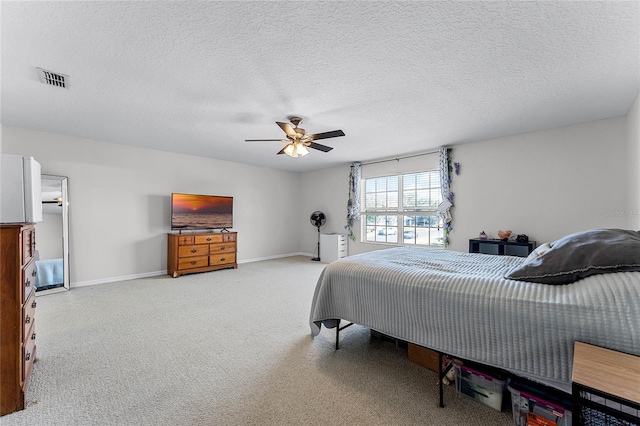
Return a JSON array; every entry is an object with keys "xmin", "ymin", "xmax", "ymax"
[{"xmin": 3, "ymin": 256, "xmax": 513, "ymax": 425}]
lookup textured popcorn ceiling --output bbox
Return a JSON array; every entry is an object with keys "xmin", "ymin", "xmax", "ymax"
[{"xmin": 1, "ymin": 1, "xmax": 638, "ymax": 172}]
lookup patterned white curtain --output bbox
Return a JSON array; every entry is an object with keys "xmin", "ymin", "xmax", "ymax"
[
  {"xmin": 345, "ymin": 162, "xmax": 361, "ymax": 240},
  {"xmin": 437, "ymin": 148, "xmax": 453, "ymax": 245}
]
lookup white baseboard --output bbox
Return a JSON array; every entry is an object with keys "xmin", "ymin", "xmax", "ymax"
[
  {"xmin": 70, "ymin": 253, "xmax": 314, "ymax": 288},
  {"xmin": 238, "ymin": 252, "xmax": 312, "ymax": 263},
  {"xmin": 71, "ymin": 270, "xmax": 166, "ymax": 288}
]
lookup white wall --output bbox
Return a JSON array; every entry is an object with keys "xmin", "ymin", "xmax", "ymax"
[
  {"xmin": 627, "ymin": 92, "xmax": 640, "ymax": 230},
  {"xmin": 1, "ymin": 126, "xmax": 302, "ymax": 285},
  {"xmin": 450, "ymin": 117, "xmax": 629, "ymax": 252},
  {"xmin": 2, "ymin": 109, "xmax": 636, "ymax": 284},
  {"xmin": 301, "ymin": 116, "xmax": 631, "ymax": 255},
  {"xmin": 299, "ymin": 165, "xmax": 352, "ymax": 257}
]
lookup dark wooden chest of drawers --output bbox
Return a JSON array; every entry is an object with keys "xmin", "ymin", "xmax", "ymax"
[{"xmin": 1, "ymin": 224, "xmax": 38, "ymax": 416}]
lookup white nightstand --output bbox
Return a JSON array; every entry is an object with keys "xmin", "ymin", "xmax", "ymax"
[{"xmin": 320, "ymin": 233, "xmax": 348, "ymax": 263}]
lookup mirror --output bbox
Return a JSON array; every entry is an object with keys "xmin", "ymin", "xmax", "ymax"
[{"xmin": 35, "ymin": 175, "xmax": 69, "ymax": 294}]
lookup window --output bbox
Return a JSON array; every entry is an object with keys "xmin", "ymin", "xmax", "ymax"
[{"xmin": 362, "ymin": 171, "xmax": 444, "ymax": 246}]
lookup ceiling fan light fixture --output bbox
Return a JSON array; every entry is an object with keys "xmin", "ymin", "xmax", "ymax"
[
  {"xmin": 297, "ymin": 144, "xmax": 309, "ymax": 156},
  {"xmin": 284, "ymin": 142, "xmax": 309, "ymax": 158},
  {"xmin": 284, "ymin": 143, "xmax": 296, "ymax": 157},
  {"xmin": 245, "ymin": 116, "xmax": 344, "ymax": 157}
]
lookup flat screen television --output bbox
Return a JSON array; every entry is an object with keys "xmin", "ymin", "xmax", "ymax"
[{"xmin": 171, "ymin": 193, "xmax": 233, "ymax": 230}]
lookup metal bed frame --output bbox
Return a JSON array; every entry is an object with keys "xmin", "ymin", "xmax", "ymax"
[{"xmin": 334, "ymin": 320, "xmax": 453, "ymax": 408}]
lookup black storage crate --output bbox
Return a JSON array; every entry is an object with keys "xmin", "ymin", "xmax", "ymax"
[{"xmin": 576, "ymin": 387, "xmax": 640, "ymax": 426}]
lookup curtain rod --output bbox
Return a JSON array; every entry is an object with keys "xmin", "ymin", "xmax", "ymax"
[{"xmin": 359, "ymin": 149, "xmax": 439, "ymax": 166}]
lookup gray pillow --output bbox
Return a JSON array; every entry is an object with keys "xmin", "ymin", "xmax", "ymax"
[{"xmin": 505, "ymin": 228, "xmax": 640, "ymax": 285}]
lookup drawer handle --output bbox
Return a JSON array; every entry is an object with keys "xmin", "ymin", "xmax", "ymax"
[
  {"xmin": 220, "ymin": 246, "xmax": 225, "ymax": 250},
  {"xmin": 31, "ymin": 332, "xmax": 36, "ymax": 340},
  {"xmin": 32, "ymin": 269, "xmax": 37, "ymax": 277},
  {"xmin": 32, "ymin": 301, "xmax": 37, "ymax": 309},
  {"xmin": 25, "ymin": 352, "xmax": 31, "ymax": 361},
  {"xmin": 191, "ymin": 249, "xmax": 197, "ymax": 253},
  {"xmin": 25, "ymin": 279, "xmax": 31, "ymax": 287},
  {"xmin": 206, "ymin": 237, "xmax": 212, "ymax": 241},
  {"xmin": 220, "ymin": 257, "xmax": 225, "ymax": 261},
  {"xmin": 25, "ymin": 315, "xmax": 31, "ymax": 324},
  {"xmin": 190, "ymin": 260, "xmax": 197, "ymax": 265}
]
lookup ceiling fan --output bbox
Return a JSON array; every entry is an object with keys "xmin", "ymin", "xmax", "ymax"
[{"xmin": 245, "ymin": 116, "xmax": 345, "ymax": 157}]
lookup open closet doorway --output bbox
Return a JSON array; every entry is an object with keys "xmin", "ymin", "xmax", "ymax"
[{"xmin": 35, "ymin": 175, "xmax": 70, "ymax": 294}]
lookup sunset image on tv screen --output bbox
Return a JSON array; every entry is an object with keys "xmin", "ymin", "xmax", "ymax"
[{"xmin": 171, "ymin": 194, "xmax": 232, "ymax": 229}]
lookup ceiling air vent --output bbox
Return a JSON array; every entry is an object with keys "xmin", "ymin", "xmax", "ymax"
[{"xmin": 36, "ymin": 68, "xmax": 69, "ymax": 89}]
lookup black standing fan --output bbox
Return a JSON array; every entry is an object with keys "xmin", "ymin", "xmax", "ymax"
[{"xmin": 310, "ymin": 211, "xmax": 326, "ymax": 261}]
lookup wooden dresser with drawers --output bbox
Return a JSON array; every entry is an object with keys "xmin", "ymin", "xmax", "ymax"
[
  {"xmin": 1, "ymin": 224, "xmax": 38, "ymax": 416},
  {"xmin": 167, "ymin": 232, "xmax": 237, "ymax": 278}
]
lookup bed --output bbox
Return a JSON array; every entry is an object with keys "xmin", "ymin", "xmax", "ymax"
[
  {"xmin": 309, "ymin": 228, "xmax": 640, "ymax": 392},
  {"xmin": 35, "ymin": 258, "xmax": 64, "ymax": 289}
]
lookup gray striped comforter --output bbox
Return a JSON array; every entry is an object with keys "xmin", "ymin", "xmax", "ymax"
[{"xmin": 309, "ymin": 246, "xmax": 640, "ymax": 387}]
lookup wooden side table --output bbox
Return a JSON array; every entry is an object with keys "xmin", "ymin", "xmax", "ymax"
[{"xmin": 571, "ymin": 341, "xmax": 640, "ymax": 425}]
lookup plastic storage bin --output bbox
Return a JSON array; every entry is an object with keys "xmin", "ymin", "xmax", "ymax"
[
  {"xmin": 509, "ymin": 384, "xmax": 572, "ymax": 426},
  {"xmin": 455, "ymin": 364, "xmax": 508, "ymax": 411}
]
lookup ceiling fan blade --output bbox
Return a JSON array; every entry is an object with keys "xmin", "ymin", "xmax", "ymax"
[
  {"xmin": 276, "ymin": 147, "xmax": 287, "ymax": 155},
  {"xmin": 309, "ymin": 130, "xmax": 345, "ymax": 141},
  {"xmin": 308, "ymin": 142, "xmax": 334, "ymax": 152},
  {"xmin": 245, "ymin": 139, "xmax": 286, "ymax": 142},
  {"xmin": 276, "ymin": 122, "xmax": 297, "ymax": 138}
]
